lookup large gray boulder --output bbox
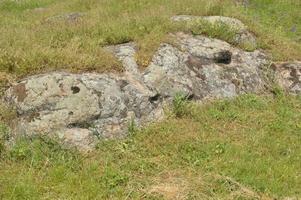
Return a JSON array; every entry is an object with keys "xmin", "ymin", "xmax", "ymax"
[
  {"xmin": 5, "ymin": 72, "xmax": 162, "ymax": 151},
  {"xmin": 4, "ymin": 32, "xmax": 269, "ymax": 151},
  {"xmin": 143, "ymin": 32, "xmax": 267, "ymax": 100},
  {"xmin": 5, "ymin": 16, "xmax": 285, "ymax": 151}
]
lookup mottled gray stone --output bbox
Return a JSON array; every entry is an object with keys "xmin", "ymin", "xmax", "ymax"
[
  {"xmin": 58, "ymin": 128, "xmax": 97, "ymax": 152},
  {"xmin": 235, "ymin": 0, "xmax": 250, "ymax": 7},
  {"xmin": 143, "ymin": 32, "xmax": 267, "ymax": 100},
  {"xmin": 5, "ymin": 72, "xmax": 162, "ymax": 150},
  {"xmin": 5, "ymin": 22, "xmax": 275, "ymax": 151},
  {"xmin": 105, "ymin": 43, "xmax": 140, "ymax": 75},
  {"xmin": 271, "ymin": 62, "xmax": 301, "ymax": 94}
]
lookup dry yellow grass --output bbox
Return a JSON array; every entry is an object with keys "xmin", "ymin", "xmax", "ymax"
[{"xmin": 0, "ymin": 0, "xmax": 300, "ymax": 79}]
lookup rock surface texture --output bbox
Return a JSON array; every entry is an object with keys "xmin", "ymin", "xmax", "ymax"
[
  {"xmin": 143, "ymin": 32, "xmax": 267, "ymax": 100},
  {"xmin": 5, "ymin": 72, "xmax": 162, "ymax": 151},
  {"xmin": 4, "ymin": 16, "xmax": 299, "ymax": 151},
  {"xmin": 272, "ymin": 62, "xmax": 301, "ymax": 94}
]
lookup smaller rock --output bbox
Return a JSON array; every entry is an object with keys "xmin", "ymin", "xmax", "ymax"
[
  {"xmin": 202, "ymin": 16, "xmax": 247, "ymax": 31},
  {"xmin": 46, "ymin": 12, "xmax": 86, "ymax": 23},
  {"xmin": 143, "ymin": 32, "xmax": 267, "ymax": 101},
  {"xmin": 58, "ymin": 128, "xmax": 97, "ymax": 153},
  {"xmin": 171, "ymin": 15, "xmax": 256, "ymax": 48},
  {"xmin": 27, "ymin": 7, "xmax": 48, "ymax": 13},
  {"xmin": 235, "ymin": 0, "xmax": 250, "ymax": 7},
  {"xmin": 271, "ymin": 62, "xmax": 301, "ymax": 94},
  {"xmin": 290, "ymin": 25, "xmax": 297, "ymax": 33},
  {"xmin": 105, "ymin": 43, "xmax": 139, "ymax": 75},
  {"xmin": 171, "ymin": 15, "xmax": 199, "ymax": 22}
]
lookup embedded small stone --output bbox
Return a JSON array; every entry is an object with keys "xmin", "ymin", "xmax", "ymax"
[
  {"xmin": 272, "ymin": 62, "xmax": 301, "ymax": 94},
  {"xmin": 71, "ymin": 86, "xmax": 80, "ymax": 94},
  {"xmin": 214, "ymin": 51, "xmax": 232, "ymax": 64}
]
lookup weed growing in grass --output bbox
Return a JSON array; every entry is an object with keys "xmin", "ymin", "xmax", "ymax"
[
  {"xmin": 7, "ymin": 135, "xmax": 81, "ymax": 169},
  {"xmin": 9, "ymin": 138, "xmax": 32, "ymax": 161},
  {"xmin": 271, "ymin": 85, "xmax": 286, "ymax": 99},
  {"xmin": 0, "ymin": 123, "xmax": 9, "ymax": 156},
  {"xmin": 172, "ymin": 93, "xmax": 191, "ymax": 118},
  {"xmin": 128, "ymin": 118, "xmax": 137, "ymax": 135},
  {"xmin": 100, "ymin": 168, "xmax": 129, "ymax": 190}
]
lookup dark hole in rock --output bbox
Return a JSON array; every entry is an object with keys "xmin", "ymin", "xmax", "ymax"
[
  {"xmin": 149, "ymin": 94, "xmax": 161, "ymax": 103},
  {"xmin": 71, "ymin": 86, "xmax": 80, "ymax": 94},
  {"xmin": 186, "ymin": 94, "xmax": 194, "ymax": 101},
  {"xmin": 69, "ymin": 111, "xmax": 74, "ymax": 115},
  {"xmin": 214, "ymin": 50, "xmax": 232, "ymax": 64},
  {"xmin": 67, "ymin": 122, "xmax": 90, "ymax": 129}
]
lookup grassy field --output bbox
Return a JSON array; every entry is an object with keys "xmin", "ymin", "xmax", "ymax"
[
  {"xmin": 0, "ymin": 94, "xmax": 300, "ymax": 199},
  {"xmin": 0, "ymin": 0, "xmax": 301, "ymax": 199},
  {"xmin": 0, "ymin": 0, "xmax": 300, "ymax": 79}
]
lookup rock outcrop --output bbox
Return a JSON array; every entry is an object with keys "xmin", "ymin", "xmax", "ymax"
[
  {"xmin": 5, "ymin": 72, "xmax": 162, "ymax": 151},
  {"xmin": 3, "ymin": 16, "xmax": 299, "ymax": 151},
  {"xmin": 143, "ymin": 32, "xmax": 267, "ymax": 100}
]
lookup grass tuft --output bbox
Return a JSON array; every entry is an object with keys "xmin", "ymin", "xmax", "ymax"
[
  {"xmin": 172, "ymin": 93, "xmax": 191, "ymax": 118},
  {"xmin": 189, "ymin": 19, "xmax": 239, "ymax": 45}
]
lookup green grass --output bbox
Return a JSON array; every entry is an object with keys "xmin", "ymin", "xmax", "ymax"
[
  {"xmin": 0, "ymin": 0, "xmax": 300, "ymax": 78},
  {"xmin": 236, "ymin": 0, "xmax": 301, "ymax": 60},
  {"xmin": 0, "ymin": 1, "xmax": 301, "ymax": 199},
  {"xmin": 0, "ymin": 94, "xmax": 300, "ymax": 199},
  {"xmin": 189, "ymin": 19, "xmax": 243, "ymax": 47}
]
